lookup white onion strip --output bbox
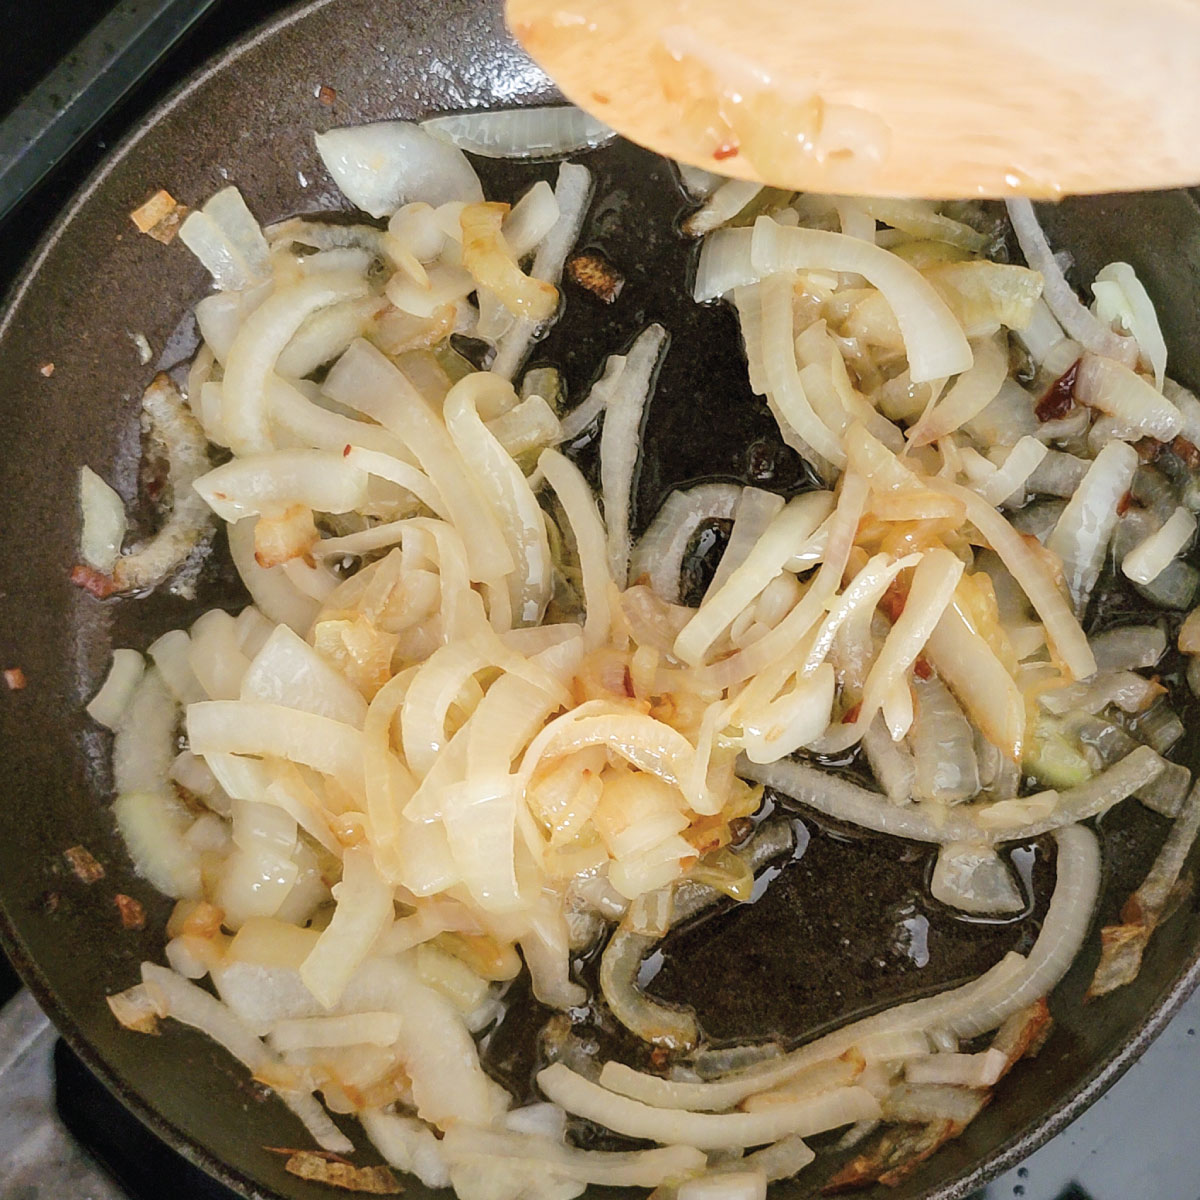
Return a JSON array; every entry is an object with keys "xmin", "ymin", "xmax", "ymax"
[
  {"xmin": 1005, "ymin": 200, "xmax": 1138, "ymax": 367},
  {"xmin": 750, "ymin": 218, "xmax": 972, "ymax": 382},
  {"xmin": 1123, "ymin": 506, "xmax": 1197, "ymax": 585},
  {"xmin": 538, "ymin": 1063, "xmax": 880, "ymax": 1150},
  {"xmin": 600, "ymin": 324, "xmax": 668, "ymax": 587}
]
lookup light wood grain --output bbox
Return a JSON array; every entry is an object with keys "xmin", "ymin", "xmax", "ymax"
[{"xmin": 507, "ymin": 0, "xmax": 1200, "ymax": 198}]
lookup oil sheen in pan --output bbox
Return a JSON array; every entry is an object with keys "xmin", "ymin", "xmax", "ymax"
[
  {"xmin": 461, "ymin": 139, "xmax": 1185, "ymax": 1123},
  {"xmin": 65, "ymin": 131, "xmax": 1194, "ymax": 1183}
]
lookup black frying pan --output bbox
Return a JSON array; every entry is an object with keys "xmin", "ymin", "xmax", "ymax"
[{"xmin": 2, "ymin": 2, "xmax": 1200, "ymax": 1197}]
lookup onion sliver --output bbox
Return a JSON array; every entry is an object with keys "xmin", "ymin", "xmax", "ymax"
[
  {"xmin": 194, "ymin": 450, "xmax": 368, "ymax": 521},
  {"xmin": 630, "ymin": 483, "xmax": 742, "ymax": 604},
  {"xmin": 1005, "ymin": 200, "xmax": 1137, "ymax": 367},
  {"xmin": 141, "ymin": 963, "xmax": 352, "ymax": 1153},
  {"xmin": 421, "ymin": 106, "xmax": 615, "ymax": 159},
  {"xmin": 1123, "ymin": 506, "xmax": 1197, "ymax": 585},
  {"xmin": 315, "ymin": 121, "xmax": 482, "ymax": 218},
  {"xmin": 750, "ymin": 217, "xmax": 972, "ymax": 382},
  {"xmin": 739, "ymin": 746, "xmax": 1161, "ymax": 845},
  {"xmin": 1073, "ymin": 353, "xmax": 1182, "ymax": 441},
  {"xmin": 538, "ymin": 1063, "xmax": 879, "ymax": 1150},
  {"xmin": 601, "ymin": 324, "xmax": 668, "ymax": 587},
  {"xmin": 87, "ymin": 649, "xmax": 146, "ymax": 730},
  {"xmin": 222, "ymin": 272, "xmax": 368, "ymax": 456},
  {"xmin": 187, "ymin": 700, "xmax": 366, "ymax": 799},
  {"xmin": 929, "ymin": 479, "xmax": 1095, "ymax": 680},
  {"xmin": 1046, "ymin": 439, "xmax": 1138, "ymax": 615},
  {"xmin": 79, "ymin": 466, "xmax": 127, "ymax": 574},
  {"xmin": 540, "ymin": 449, "xmax": 613, "ymax": 650}
]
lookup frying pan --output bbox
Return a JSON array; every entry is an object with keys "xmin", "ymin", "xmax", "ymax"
[{"xmin": 2, "ymin": 1, "xmax": 1200, "ymax": 1196}]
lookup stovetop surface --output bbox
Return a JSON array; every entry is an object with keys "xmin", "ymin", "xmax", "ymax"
[{"xmin": 1, "ymin": 4, "xmax": 1199, "ymax": 1200}]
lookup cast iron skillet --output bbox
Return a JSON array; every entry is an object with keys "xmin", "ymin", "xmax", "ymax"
[{"xmin": 2, "ymin": 1, "xmax": 1200, "ymax": 1196}]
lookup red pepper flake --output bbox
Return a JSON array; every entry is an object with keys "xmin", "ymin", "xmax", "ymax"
[
  {"xmin": 1035, "ymin": 359, "xmax": 1080, "ymax": 422},
  {"xmin": 3, "ymin": 667, "xmax": 26, "ymax": 690},
  {"xmin": 64, "ymin": 845, "xmax": 104, "ymax": 884},
  {"xmin": 1171, "ymin": 436, "xmax": 1200, "ymax": 469},
  {"xmin": 591, "ymin": 91, "xmax": 611, "ymax": 105},
  {"xmin": 713, "ymin": 142, "xmax": 740, "ymax": 161},
  {"xmin": 343, "ymin": 443, "xmax": 352, "ymax": 457},
  {"xmin": 39, "ymin": 362, "xmax": 55, "ymax": 378},
  {"xmin": 622, "ymin": 665, "xmax": 635, "ymax": 698},
  {"xmin": 316, "ymin": 84, "xmax": 337, "ymax": 106},
  {"xmin": 913, "ymin": 657, "xmax": 933, "ymax": 681},
  {"xmin": 1117, "ymin": 490, "xmax": 1133, "ymax": 516},
  {"xmin": 115, "ymin": 893, "xmax": 146, "ymax": 930},
  {"xmin": 70, "ymin": 564, "xmax": 120, "ymax": 598},
  {"xmin": 841, "ymin": 702, "xmax": 863, "ymax": 724},
  {"xmin": 649, "ymin": 1046, "xmax": 670, "ymax": 1069}
]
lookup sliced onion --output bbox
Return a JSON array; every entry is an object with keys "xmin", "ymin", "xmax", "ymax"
[
  {"xmin": 227, "ymin": 517, "xmax": 320, "ymax": 635},
  {"xmin": 86, "ymin": 649, "xmax": 146, "ymax": 730},
  {"xmin": 445, "ymin": 374, "xmax": 552, "ymax": 624},
  {"xmin": 492, "ymin": 162, "xmax": 592, "ymax": 380},
  {"xmin": 78, "ymin": 466, "xmax": 127, "ymax": 574},
  {"xmin": 924, "ymin": 598, "xmax": 1026, "ymax": 762},
  {"xmin": 1013, "ymin": 299, "xmax": 1068, "ymax": 368},
  {"xmin": 539, "ymin": 1063, "xmax": 879, "ymax": 1150},
  {"xmin": 600, "ymin": 920, "xmax": 699, "ymax": 1050},
  {"xmin": 441, "ymin": 1126, "xmax": 705, "ymax": 1188},
  {"xmin": 1005, "ymin": 200, "xmax": 1138, "ymax": 367},
  {"xmin": 600, "ymin": 324, "xmax": 668, "ymax": 586},
  {"xmin": 323, "ymin": 339, "xmax": 513, "ymax": 582},
  {"xmin": 1093, "ymin": 262, "xmax": 1168, "ymax": 389},
  {"xmin": 930, "ymin": 480, "xmax": 1095, "ymax": 681},
  {"xmin": 708, "ymin": 488, "xmax": 787, "ymax": 599},
  {"xmin": 503, "ymin": 180, "xmax": 560, "ymax": 260},
  {"xmin": 1092, "ymin": 625, "xmax": 1168, "ymax": 671},
  {"xmin": 675, "ymin": 492, "xmax": 834, "ymax": 667},
  {"xmin": 540, "ymin": 449, "xmax": 613, "ymax": 650},
  {"xmin": 315, "ymin": 121, "xmax": 482, "ymax": 218},
  {"xmin": 758, "ymin": 273, "xmax": 845, "ymax": 468},
  {"xmin": 1046, "ymin": 439, "xmax": 1138, "ymax": 615},
  {"xmin": 241, "ymin": 624, "xmax": 368, "ymax": 727},
  {"xmin": 560, "ymin": 352, "xmax": 624, "ymax": 442},
  {"xmin": 361, "ymin": 1109, "xmax": 452, "ymax": 1190},
  {"xmin": 693, "ymin": 227, "xmax": 757, "ymax": 303},
  {"xmin": 421, "ymin": 105, "xmax": 615, "ymax": 159},
  {"xmin": 187, "ymin": 700, "xmax": 366, "ymax": 799},
  {"xmin": 630, "ymin": 483, "xmax": 742, "ymax": 603},
  {"xmin": 1073, "ymin": 354, "xmax": 1182, "ymax": 441},
  {"xmin": 908, "ymin": 335, "xmax": 1008, "ymax": 447},
  {"xmin": 682, "ymin": 179, "xmax": 763, "ymax": 238},
  {"xmin": 194, "ymin": 451, "xmax": 368, "ymax": 521},
  {"xmin": 1122, "ymin": 506, "xmax": 1197, "ymax": 585},
  {"xmin": 679, "ymin": 1171, "xmax": 768, "ymax": 1200},
  {"xmin": 142, "ymin": 963, "xmax": 352, "ymax": 1153},
  {"xmin": 751, "ymin": 217, "xmax": 972, "ymax": 382},
  {"xmin": 862, "ymin": 715, "xmax": 915, "ymax": 804},
  {"xmin": 931, "ymin": 843, "xmax": 1023, "ymax": 916},
  {"xmin": 115, "ymin": 792, "xmax": 201, "ymax": 899},
  {"xmin": 300, "ymin": 847, "xmax": 394, "ymax": 1009},
  {"xmin": 910, "ymin": 675, "xmax": 979, "ymax": 804},
  {"xmin": 852, "ymin": 548, "xmax": 964, "ymax": 740},
  {"xmin": 1089, "ymin": 780, "xmax": 1200, "ymax": 997}
]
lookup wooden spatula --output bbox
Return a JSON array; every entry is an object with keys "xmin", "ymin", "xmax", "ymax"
[{"xmin": 506, "ymin": 0, "xmax": 1200, "ymax": 198}]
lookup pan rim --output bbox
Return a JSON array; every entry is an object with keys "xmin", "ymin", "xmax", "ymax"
[{"xmin": 1, "ymin": 2, "xmax": 1199, "ymax": 1197}]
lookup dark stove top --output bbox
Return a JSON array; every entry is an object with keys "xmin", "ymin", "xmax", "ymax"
[{"xmin": 1, "ymin": 4, "xmax": 1199, "ymax": 1200}]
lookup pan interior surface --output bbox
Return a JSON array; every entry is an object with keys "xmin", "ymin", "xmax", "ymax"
[{"xmin": 1, "ymin": 2, "xmax": 1199, "ymax": 1198}]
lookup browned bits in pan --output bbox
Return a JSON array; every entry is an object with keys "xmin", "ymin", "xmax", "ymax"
[{"xmin": 64, "ymin": 845, "xmax": 105, "ymax": 884}]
